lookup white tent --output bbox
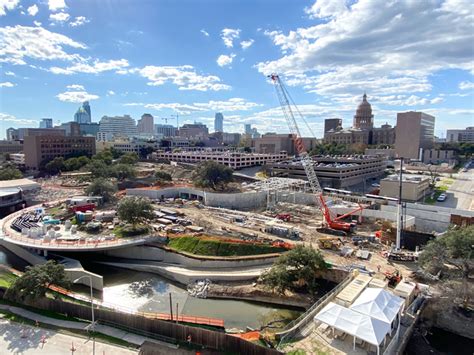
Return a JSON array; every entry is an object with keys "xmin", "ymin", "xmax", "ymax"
[
  {"xmin": 350, "ymin": 288, "xmax": 405, "ymax": 324},
  {"xmin": 314, "ymin": 302, "xmax": 391, "ymax": 354}
]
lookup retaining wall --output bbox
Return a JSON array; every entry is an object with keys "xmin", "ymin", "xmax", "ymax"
[{"xmin": 102, "ymin": 245, "xmax": 279, "ymax": 268}]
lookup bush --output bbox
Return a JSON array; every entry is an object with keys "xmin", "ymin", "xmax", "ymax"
[{"xmin": 193, "ymin": 161, "xmax": 233, "ymax": 190}]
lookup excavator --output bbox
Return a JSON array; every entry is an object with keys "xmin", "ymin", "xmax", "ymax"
[{"xmin": 268, "ymin": 74, "xmax": 365, "ymax": 236}]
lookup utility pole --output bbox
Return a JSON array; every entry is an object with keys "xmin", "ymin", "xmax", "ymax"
[
  {"xmin": 169, "ymin": 293, "xmax": 173, "ymax": 321},
  {"xmin": 396, "ymin": 158, "xmax": 404, "ymax": 250}
]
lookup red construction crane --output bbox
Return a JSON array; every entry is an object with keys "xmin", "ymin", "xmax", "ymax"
[{"xmin": 268, "ymin": 74, "xmax": 362, "ymax": 234}]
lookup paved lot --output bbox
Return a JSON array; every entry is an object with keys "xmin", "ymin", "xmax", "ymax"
[
  {"xmin": 434, "ymin": 168, "xmax": 474, "ymax": 210},
  {"xmin": 0, "ymin": 318, "xmax": 138, "ymax": 355}
]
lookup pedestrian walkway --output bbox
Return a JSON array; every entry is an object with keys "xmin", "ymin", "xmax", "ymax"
[{"xmin": 0, "ymin": 304, "xmax": 178, "ymax": 349}]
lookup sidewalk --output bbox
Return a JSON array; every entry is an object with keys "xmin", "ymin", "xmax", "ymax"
[{"xmin": 0, "ymin": 304, "xmax": 178, "ymax": 349}]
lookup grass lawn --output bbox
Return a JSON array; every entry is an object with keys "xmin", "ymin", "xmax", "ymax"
[
  {"xmin": 113, "ymin": 224, "xmax": 149, "ymax": 238},
  {"xmin": 0, "ymin": 271, "xmax": 17, "ymax": 288},
  {"xmin": 168, "ymin": 236, "xmax": 288, "ymax": 257}
]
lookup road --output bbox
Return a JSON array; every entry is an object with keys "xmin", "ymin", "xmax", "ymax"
[
  {"xmin": 434, "ymin": 168, "xmax": 474, "ymax": 210},
  {"xmin": 0, "ymin": 318, "xmax": 138, "ymax": 355}
]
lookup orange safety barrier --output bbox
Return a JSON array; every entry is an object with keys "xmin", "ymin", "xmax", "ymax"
[{"xmin": 230, "ymin": 330, "xmax": 260, "ymax": 341}]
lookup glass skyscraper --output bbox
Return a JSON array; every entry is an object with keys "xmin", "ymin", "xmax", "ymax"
[{"xmin": 74, "ymin": 101, "xmax": 91, "ymax": 124}]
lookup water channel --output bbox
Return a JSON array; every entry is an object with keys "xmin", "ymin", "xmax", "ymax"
[{"xmin": 0, "ymin": 247, "xmax": 302, "ymax": 330}]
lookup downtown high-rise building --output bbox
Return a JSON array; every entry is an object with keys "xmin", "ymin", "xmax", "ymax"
[
  {"xmin": 137, "ymin": 113, "xmax": 155, "ymax": 135},
  {"xmin": 39, "ymin": 118, "xmax": 53, "ymax": 129},
  {"xmin": 214, "ymin": 112, "xmax": 224, "ymax": 132},
  {"xmin": 395, "ymin": 111, "xmax": 435, "ymax": 160},
  {"xmin": 74, "ymin": 101, "xmax": 92, "ymax": 124},
  {"xmin": 244, "ymin": 124, "xmax": 252, "ymax": 134},
  {"xmin": 98, "ymin": 115, "xmax": 137, "ymax": 141}
]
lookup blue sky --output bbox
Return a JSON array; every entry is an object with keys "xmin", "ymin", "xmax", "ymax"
[{"xmin": 0, "ymin": 0, "xmax": 473, "ymax": 139}]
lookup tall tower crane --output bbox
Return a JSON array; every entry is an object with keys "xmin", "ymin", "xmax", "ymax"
[{"xmin": 268, "ymin": 74, "xmax": 363, "ymax": 234}]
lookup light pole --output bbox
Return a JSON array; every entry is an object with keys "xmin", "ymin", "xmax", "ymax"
[{"xmin": 73, "ymin": 275, "xmax": 95, "ymax": 355}]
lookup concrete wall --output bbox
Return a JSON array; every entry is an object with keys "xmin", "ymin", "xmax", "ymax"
[
  {"xmin": 0, "ymin": 239, "xmax": 47, "ymax": 265},
  {"xmin": 330, "ymin": 206, "xmax": 416, "ymax": 229},
  {"xmin": 103, "ymin": 245, "xmax": 278, "ymax": 268}
]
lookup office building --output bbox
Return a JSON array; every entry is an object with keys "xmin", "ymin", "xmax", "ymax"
[
  {"xmin": 324, "ymin": 118, "xmax": 342, "ymax": 133},
  {"xmin": 380, "ymin": 175, "xmax": 430, "ymax": 201},
  {"xmin": 60, "ymin": 122, "xmax": 100, "ymax": 137},
  {"xmin": 270, "ymin": 155, "xmax": 385, "ymax": 188},
  {"xmin": 24, "ymin": 135, "xmax": 96, "ymax": 170},
  {"xmin": 96, "ymin": 137, "xmax": 160, "ymax": 154},
  {"xmin": 39, "ymin": 118, "xmax": 53, "ymax": 129},
  {"xmin": 421, "ymin": 149, "xmax": 456, "ymax": 165},
  {"xmin": 137, "ymin": 114, "xmax": 155, "ymax": 135},
  {"xmin": 74, "ymin": 102, "xmax": 91, "ymax": 124},
  {"xmin": 395, "ymin": 111, "xmax": 435, "ymax": 160},
  {"xmin": 155, "ymin": 124, "xmax": 177, "ymax": 137},
  {"xmin": 17, "ymin": 128, "xmax": 65, "ymax": 140},
  {"xmin": 446, "ymin": 127, "xmax": 474, "ymax": 143},
  {"xmin": 253, "ymin": 134, "xmax": 318, "ymax": 155},
  {"xmin": 152, "ymin": 150, "xmax": 288, "ymax": 170},
  {"xmin": 178, "ymin": 123, "xmax": 209, "ymax": 139},
  {"xmin": 244, "ymin": 124, "xmax": 252, "ymax": 134},
  {"xmin": 98, "ymin": 115, "xmax": 137, "ymax": 141},
  {"xmin": 0, "ymin": 140, "xmax": 23, "ymax": 154},
  {"xmin": 6, "ymin": 128, "xmax": 19, "ymax": 141},
  {"xmin": 214, "ymin": 113, "xmax": 224, "ymax": 132}
]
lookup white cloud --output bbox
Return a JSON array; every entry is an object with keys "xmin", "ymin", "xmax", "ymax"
[
  {"xmin": 66, "ymin": 84, "xmax": 85, "ymax": 90},
  {"xmin": 27, "ymin": 4, "xmax": 39, "ymax": 16},
  {"xmin": 50, "ymin": 59, "xmax": 129, "ymax": 75},
  {"xmin": 221, "ymin": 28, "xmax": 241, "ymax": 48},
  {"xmin": 0, "ymin": 112, "xmax": 36, "ymax": 125},
  {"xmin": 0, "ymin": 0, "xmax": 19, "ymax": 16},
  {"xmin": 34, "ymin": 20, "xmax": 41, "ymax": 26},
  {"xmin": 125, "ymin": 98, "xmax": 261, "ymax": 115},
  {"xmin": 4, "ymin": 71, "xmax": 15, "ymax": 76},
  {"xmin": 200, "ymin": 29, "xmax": 209, "ymax": 37},
  {"xmin": 459, "ymin": 81, "xmax": 474, "ymax": 90},
  {"xmin": 257, "ymin": 1, "xmax": 474, "ymax": 100},
  {"xmin": 0, "ymin": 25, "xmax": 85, "ymax": 65},
  {"xmin": 70, "ymin": 16, "xmax": 89, "ymax": 27},
  {"xmin": 48, "ymin": 0, "xmax": 67, "ymax": 12},
  {"xmin": 107, "ymin": 90, "xmax": 115, "ymax": 96},
  {"xmin": 240, "ymin": 39, "xmax": 254, "ymax": 49},
  {"xmin": 131, "ymin": 65, "xmax": 231, "ymax": 91},
  {"xmin": 57, "ymin": 86, "xmax": 99, "ymax": 103},
  {"xmin": 0, "ymin": 81, "xmax": 16, "ymax": 87},
  {"xmin": 216, "ymin": 54, "xmax": 235, "ymax": 67},
  {"xmin": 49, "ymin": 12, "xmax": 70, "ymax": 23}
]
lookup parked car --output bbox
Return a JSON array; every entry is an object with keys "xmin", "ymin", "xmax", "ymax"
[
  {"xmin": 437, "ymin": 193, "xmax": 447, "ymax": 202},
  {"xmin": 371, "ymin": 183, "xmax": 381, "ymax": 188}
]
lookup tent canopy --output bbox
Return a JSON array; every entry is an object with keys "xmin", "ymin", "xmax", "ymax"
[
  {"xmin": 314, "ymin": 302, "xmax": 391, "ymax": 346},
  {"xmin": 350, "ymin": 288, "xmax": 405, "ymax": 324}
]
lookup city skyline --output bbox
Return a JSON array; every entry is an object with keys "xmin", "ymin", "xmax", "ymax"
[{"xmin": 1, "ymin": 0, "xmax": 473, "ymax": 139}]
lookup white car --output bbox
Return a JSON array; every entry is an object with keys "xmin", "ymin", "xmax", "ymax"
[{"xmin": 437, "ymin": 193, "xmax": 447, "ymax": 202}]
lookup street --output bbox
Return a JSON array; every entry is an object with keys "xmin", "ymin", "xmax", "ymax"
[
  {"xmin": 0, "ymin": 318, "xmax": 138, "ymax": 355},
  {"xmin": 434, "ymin": 168, "xmax": 474, "ymax": 210}
]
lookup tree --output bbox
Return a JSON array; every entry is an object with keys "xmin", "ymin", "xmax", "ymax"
[
  {"xmin": 92, "ymin": 150, "xmax": 114, "ymax": 165},
  {"xmin": 0, "ymin": 166, "xmax": 22, "ymax": 180},
  {"xmin": 155, "ymin": 170, "xmax": 172, "ymax": 182},
  {"xmin": 139, "ymin": 146, "xmax": 155, "ymax": 159},
  {"xmin": 44, "ymin": 157, "xmax": 64, "ymax": 175},
  {"xmin": 111, "ymin": 163, "xmax": 136, "ymax": 180},
  {"xmin": 63, "ymin": 156, "xmax": 90, "ymax": 171},
  {"xmin": 118, "ymin": 152, "xmax": 139, "ymax": 165},
  {"xmin": 117, "ymin": 196, "xmax": 154, "ymax": 226},
  {"xmin": 86, "ymin": 159, "xmax": 109, "ymax": 178},
  {"xmin": 6, "ymin": 260, "xmax": 70, "ymax": 301},
  {"xmin": 86, "ymin": 178, "xmax": 117, "ymax": 202},
  {"xmin": 193, "ymin": 161, "xmax": 233, "ymax": 190},
  {"xmin": 261, "ymin": 245, "xmax": 328, "ymax": 296}
]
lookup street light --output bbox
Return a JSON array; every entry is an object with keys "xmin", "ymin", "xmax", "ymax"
[{"xmin": 73, "ymin": 275, "xmax": 95, "ymax": 355}]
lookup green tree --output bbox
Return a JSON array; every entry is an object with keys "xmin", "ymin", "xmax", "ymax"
[
  {"xmin": 86, "ymin": 159, "xmax": 109, "ymax": 178},
  {"xmin": 44, "ymin": 157, "xmax": 64, "ymax": 175},
  {"xmin": 85, "ymin": 178, "xmax": 117, "ymax": 202},
  {"xmin": 63, "ymin": 157, "xmax": 80, "ymax": 171},
  {"xmin": 117, "ymin": 196, "xmax": 154, "ymax": 226},
  {"xmin": 139, "ymin": 146, "xmax": 155, "ymax": 159},
  {"xmin": 118, "ymin": 152, "xmax": 139, "ymax": 165},
  {"xmin": 0, "ymin": 166, "xmax": 22, "ymax": 180},
  {"xmin": 111, "ymin": 163, "xmax": 136, "ymax": 180},
  {"xmin": 92, "ymin": 150, "xmax": 114, "ymax": 165},
  {"xmin": 261, "ymin": 245, "xmax": 328, "ymax": 296},
  {"xmin": 6, "ymin": 260, "xmax": 70, "ymax": 301},
  {"xmin": 155, "ymin": 170, "xmax": 172, "ymax": 182},
  {"xmin": 193, "ymin": 161, "xmax": 233, "ymax": 190}
]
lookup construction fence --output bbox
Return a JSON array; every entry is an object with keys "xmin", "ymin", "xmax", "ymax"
[{"xmin": 1, "ymin": 290, "xmax": 281, "ymax": 355}]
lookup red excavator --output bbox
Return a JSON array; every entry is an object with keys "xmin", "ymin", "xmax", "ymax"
[{"xmin": 269, "ymin": 74, "xmax": 365, "ymax": 236}]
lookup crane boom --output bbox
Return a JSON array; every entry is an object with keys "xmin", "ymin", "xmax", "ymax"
[{"xmin": 268, "ymin": 74, "xmax": 322, "ymax": 195}]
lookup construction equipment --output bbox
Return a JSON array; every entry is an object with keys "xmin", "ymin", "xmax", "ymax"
[
  {"xmin": 268, "ymin": 74, "xmax": 364, "ymax": 234},
  {"xmin": 275, "ymin": 213, "xmax": 291, "ymax": 222},
  {"xmin": 384, "ymin": 269, "xmax": 402, "ymax": 287},
  {"xmin": 318, "ymin": 237, "xmax": 344, "ymax": 251}
]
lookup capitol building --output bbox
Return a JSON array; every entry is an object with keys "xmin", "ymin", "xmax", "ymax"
[{"xmin": 324, "ymin": 94, "xmax": 396, "ymax": 145}]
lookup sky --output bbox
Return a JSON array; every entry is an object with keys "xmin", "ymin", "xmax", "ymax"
[{"xmin": 0, "ymin": 0, "xmax": 473, "ymax": 140}]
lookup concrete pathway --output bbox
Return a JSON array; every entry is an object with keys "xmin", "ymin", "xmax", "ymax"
[{"xmin": 0, "ymin": 304, "xmax": 178, "ymax": 349}]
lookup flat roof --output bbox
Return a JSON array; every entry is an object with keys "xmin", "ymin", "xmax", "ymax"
[
  {"xmin": 336, "ymin": 274, "xmax": 372, "ymax": 304},
  {"xmin": 0, "ymin": 178, "xmax": 40, "ymax": 190},
  {"xmin": 0, "ymin": 187, "xmax": 22, "ymax": 197}
]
